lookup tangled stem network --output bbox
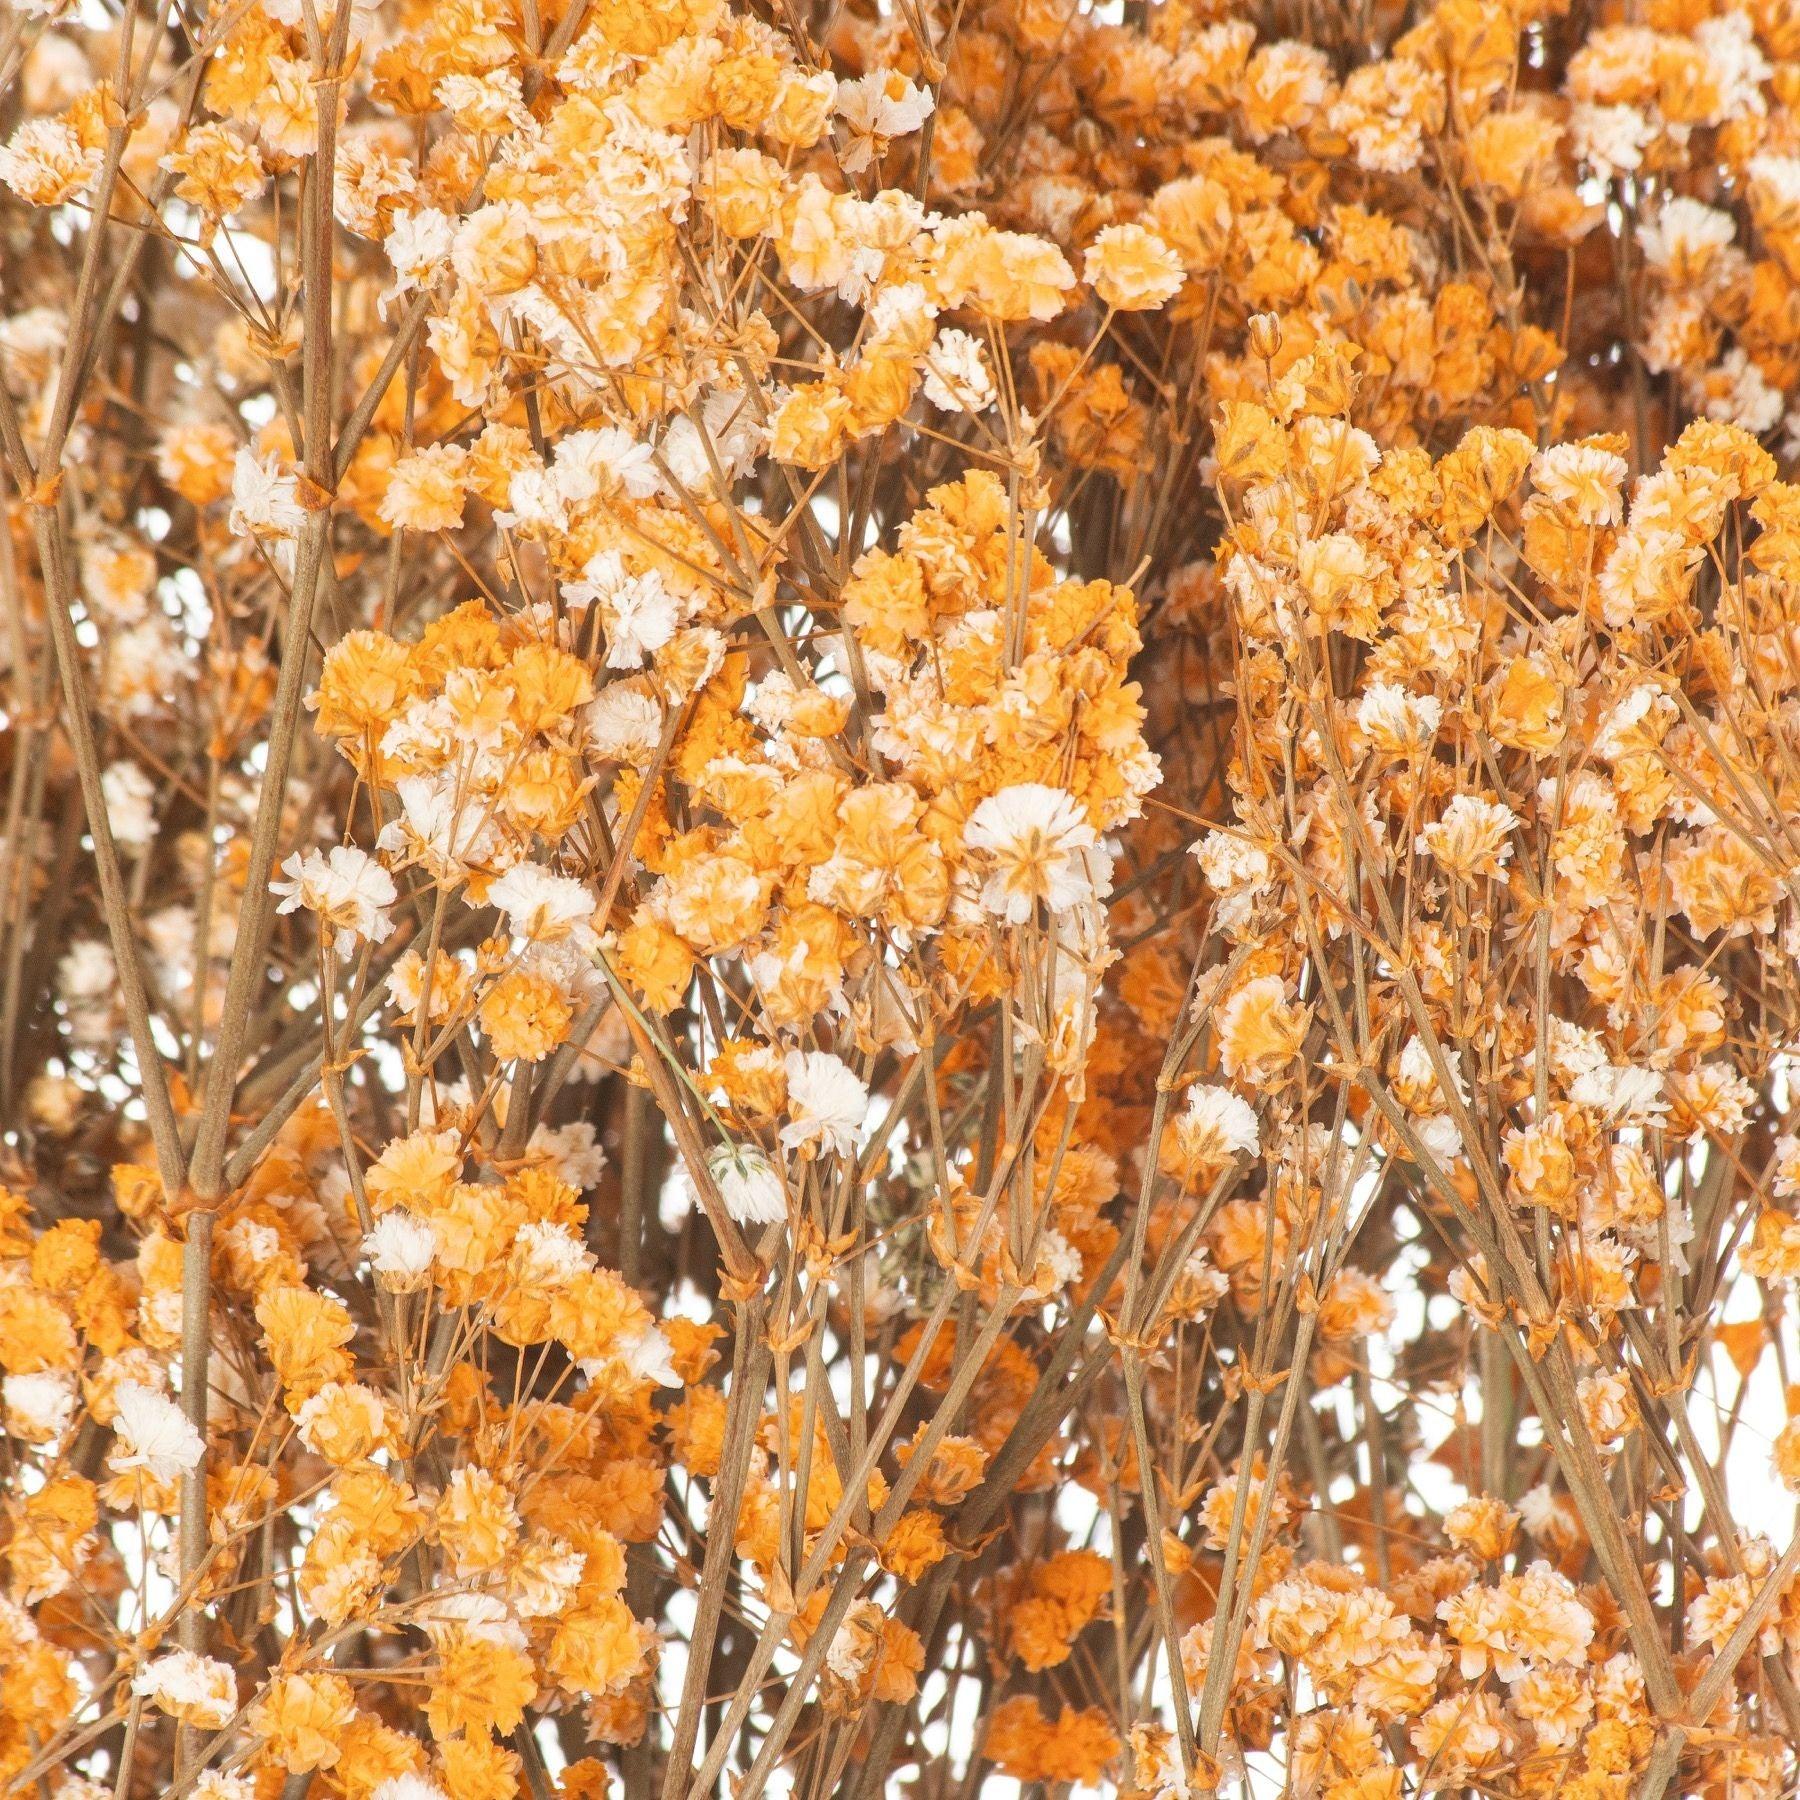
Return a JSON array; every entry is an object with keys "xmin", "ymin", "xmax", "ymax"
[{"xmin": 8, "ymin": 0, "xmax": 1800, "ymax": 1796}]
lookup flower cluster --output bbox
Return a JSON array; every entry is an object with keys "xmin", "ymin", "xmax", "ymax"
[{"xmin": 7, "ymin": 0, "xmax": 1800, "ymax": 1796}]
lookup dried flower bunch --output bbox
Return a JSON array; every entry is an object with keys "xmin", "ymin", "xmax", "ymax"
[{"xmin": 7, "ymin": 0, "xmax": 1800, "ymax": 1794}]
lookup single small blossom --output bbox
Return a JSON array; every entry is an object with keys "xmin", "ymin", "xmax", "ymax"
[
  {"xmin": 835, "ymin": 71, "xmax": 933, "ymax": 172},
  {"xmin": 780, "ymin": 1051, "xmax": 870, "ymax": 1158},
  {"xmin": 369, "ymin": 1780, "xmax": 451, "ymax": 1800},
  {"xmin": 109, "ymin": 1383, "xmax": 204, "ymax": 1481},
  {"xmin": 1417, "ymin": 795, "xmax": 1518, "ymax": 880},
  {"xmin": 922, "ymin": 328, "xmax": 997, "ymax": 415},
  {"xmin": 363, "ymin": 1212, "xmax": 437, "ymax": 1289},
  {"xmin": 3, "ymin": 1370, "xmax": 77, "ymax": 1442},
  {"xmin": 707, "ymin": 1143, "xmax": 788, "ymax": 1224},
  {"xmin": 619, "ymin": 1324, "xmax": 681, "ymax": 1387},
  {"xmin": 101, "ymin": 760, "xmax": 158, "ymax": 850},
  {"xmin": 1083, "ymin": 223, "xmax": 1185, "ymax": 311},
  {"xmin": 271, "ymin": 845, "xmax": 398, "ymax": 955},
  {"xmin": 486, "ymin": 863, "xmax": 597, "ymax": 944},
  {"xmin": 964, "ymin": 784, "xmax": 1108, "ymax": 923},
  {"xmin": 132, "ymin": 1651, "xmax": 238, "ymax": 1729},
  {"xmin": 228, "ymin": 447, "xmax": 306, "ymax": 539}
]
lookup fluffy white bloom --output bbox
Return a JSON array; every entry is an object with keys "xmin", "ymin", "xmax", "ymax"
[
  {"xmin": 381, "ymin": 683, "xmax": 507, "ymax": 765},
  {"xmin": 826, "ymin": 1600, "xmax": 885, "ymax": 1680},
  {"xmin": 363, "ymin": 1212, "xmax": 437, "ymax": 1290},
  {"xmin": 1192, "ymin": 829, "xmax": 1273, "ymax": 899},
  {"xmin": 1568, "ymin": 1061, "xmax": 1666, "ymax": 1123},
  {"xmin": 835, "ymin": 71, "xmax": 933, "ymax": 171},
  {"xmin": 218, "ymin": 1217, "xmax": 283, "ymax": 1296},
  {"xmin": 0, "ymin": 117, "xmax": 102, "ymax": 204},
  {"xmin": 1592, "ymin": 684, "xmax": 1674, "ymax": 761},
  {"xmin": 3, "ymin": 1370, "xmax": 77, "ymax": 1443},
  {"xmin": 508, "ymin": 1536, "xmax": 587, "ymax": 1619},
  {"xmin": 585, "ymin": 684, "xmax": 665, "ymax": 765},
  {"xmin": 271, "ymin": 844, "xmax": 398, "ymax": 955},
  {"xmin": 1177, "ymin": 1248, "xmax": 1230, "ymax": 1315},
  {"xmin": 437, "ymin": 70, "xmax": 529, "ymax": 134},
  {"xmin": 1576, "ymin": 1369, "xmax": 1636, "ymax": 1449},
  {"xmin": 1440, "ymin": 1560, "xmax": 1595, "ymax": 1681},
  {"xmin": 1328, "ymin": 59, "xmax": 1439, "ymax": 175},
  {"xmin": 868, "ymin": 281, "xmax": 936, "ymax": 341},
  {"xmin": 228, "ymin": 447, "xmax": 305, "ymax": 539},
  {"xmin": 1636, "ymin": 197, "xmax": 1735, "ymax": 277},
  {"xmin": 0, "ymin": 306, "xmax": 67, "ymax": 393},
  {"xmin": 132, "ymin": 1650, "xmax": 238, "ymax": 1728},
  {"xmin": 110, "ymin": 1383, "xmax": 205, "ymax": 1480},
  {"xmin": 835, "ymin": 71, "xmax": 933, "ymax": 137},
  {"xmin": 1693, "ymin": 10, "xmax": 1770, "ymax": 122},
  {"xmin": 1667, "ymin": 1060, "xmax": 1756, "ymax": 1133},
  {"xmin": 1416, "ymin": 795, "xmax": 1518, "ymax": 878},
  {"xmin": 1640, "ymin": 294, "xmax": 1708, "ymax": 379},
  {"xmin": 1595, "ymin": 526, "xmax": 1700, "ymax": 628},
  {"xmin": 1032, "ymin": 1228, "xmax": 1084, "ymax": 1297},
  {"xmin": 513, "ymin": 1220, "xmax": 596, "ymax": 1288},
  {"xmin": 1415, "ymin": 1113, "xmax": 1465, "ymax": 1164},
  {"xmin": 564, "ymin": 551, "xmax": 684, "ymax": 669},
  {"xmin": 618, "ymin": 1324, "xmax": 681, "ymax": 1387},
  {"xmin": 487, "ymin": 863, "xmax": 597, "ymax": 944},
  {"xmin": 707, "ymin": 1144, "xmax": 788, "ymax": 1224},
  {"xmin": 1180, "ymin": 1084, "xmax": 1260, "ymax": 1160},
  {"xmin": 103, "ymin": 617, "xmax": 188, "ymax": 719},
  {"xmin": 965, "ymin": 783, "xmax": 1108, "ymax": 922},
  {"xmin": 1569, "ymin": 102, "xmax": 1651, "ymax": 179},
  {"xmin": 660, "ymin": 414, "xmax": 733, "ymax": 497},
  {"xmin": 780, "ymin": 1050, "xmax": 870, "ymax": 1157},
  {"xmin": 58, "ymin": 939, "xmax": 116, "ymax": 1004},
  {"xmin": 528, "ymin": 1119, "xmax": 608, "ymax": 1189},
  {"xmin": 922, "ymin": 328, "xmax": 997, "ymax": 414},
  {"xmin": 1749, "ymin": 150, "xmax": 1800, "ymax": 213},
  {"xmin": 1546, "ymin": 1016, "xmax": 1607, "ymax": 1084},
  {"xmin": 192, "ymin": 1776, "xmax": 258, "ymax": 1800},
  {"xmin": 101, "ymin": 759, "xmax": 158, "ymax": 850},
  {"xmin": 655, "ymin": 389, "xmax": 766, "ymax": 499},
  {"xmin": 1531, "ymin": 443, "xmax": 1629, "ymax": 525},
  {"xmin": 553, "ymin": 425, "xmax": 660, "ymax": 504},
  {"xmin": 1355, "ymin": 683, "xmax": 1443, "ymax": 756},
  {"xmin": 333, "ymin": 134, "xmax": 416, "ymax": 238},
  {"xmin": 376, "ymin": 773, "xmax": 502, "ymax": 876},
  {"xmin": 1702, "ymin": 346, "xmax": 1784, "ymax": 434},
  {"xmin": 378, "ymin": 441, "xmax": 468, "ymax": 532},
  {"xmin": 1396, "ymin": 1034, "xmax": 1467, "ymax": 1111},
  {"xmin": 383, "ymin": 207, "xmax": 455, "ymax": 306},
  {"xmin": 145, "ymin": 903, "xmax": 200, "ymax": 999},
  {"xmin": 1239, "ymin": 41, "xmax": 1332, "ymax": 142},
  {"xmin": 370, "ymin": 1780, "xmax": 450, "ymax": 1800},
  {"xmin": 411, "ymin": 1588, "xmax": 527, "ymax": 1649},
  {"xmin": 497, "ymin": 462, "xmax": 569, "ymax": 536}
]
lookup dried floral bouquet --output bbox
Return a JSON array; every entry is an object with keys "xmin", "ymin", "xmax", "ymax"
[{"xmin": 4, "ymin": 0, "xmax": 1800, "ymax": 1796}]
